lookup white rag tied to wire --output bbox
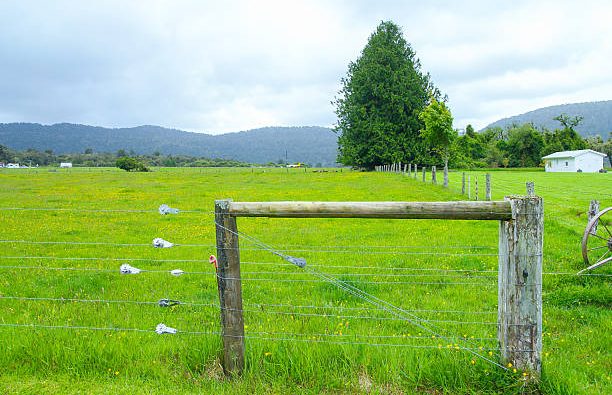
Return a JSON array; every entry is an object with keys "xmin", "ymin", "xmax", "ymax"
[
  {"xmin": 153, "ymin": 238, "xmax": 174, "ymax": 248},
  {"xmin": 159, "ymin": 204, "xmax": 180, "ymax": 215},
  {"xmin": 120, "ymin": 264, "xmax": 141, "ymax": 274},
  {"xmin": 155, "ymin": 323, "xmax": 177, "ymax": 334}
]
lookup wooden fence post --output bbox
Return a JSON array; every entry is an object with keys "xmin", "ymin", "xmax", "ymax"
[
  {"xmin": 468, "ymin": 175, "xmax": 471, "ymax": 199},
  {"xmin": 432, "ymin": 166, "xmax": 437, "ymax": 184},
  {"xmin": 422, "ymin": 166, "xmax": 426, "ymax": 182},
  {"xmin": 588, "ymin": 200, "xmax": 600, "ymax": 235},
  {"xmin": 486, "ymin": 173, "xmax": 491, "ymax": 201},
  {"xmin": 498, "ymin": 195, "xmax": 543, "ymax": 378},
  {"xmin": 475, "ymin": 176, "xmax": 479, "ymax": 201},
  {"xmin": 462, "ymin": 172, "xmax": 466, "ymax": 195},
  {"xmin": 443, "ymin": 164, "xmax": 448, "ymax": 188},
  {"xmin": 526, "ymin": 182, "xmax": 535, "ymax": 196},
  {"xmin": 413, "ymin": 165, "xmax": 417, "ymax": 179},
  {"xmin": 215, "ymin": 199, "xmax": 245, "ymax": 376}
]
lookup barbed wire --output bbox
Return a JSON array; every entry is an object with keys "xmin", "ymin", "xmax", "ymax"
[
  {"xmin": 0, "ymin": 322, "xmax": 507, "ymax": 350},
  {"xmin": 0, "ymin": 207, "xmax": 213, "ymax": 214}
]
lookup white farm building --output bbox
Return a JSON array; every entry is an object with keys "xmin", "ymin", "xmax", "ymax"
[{"xmin": 542, "ymin": 149, "xmax": 607, "ymax": 173}]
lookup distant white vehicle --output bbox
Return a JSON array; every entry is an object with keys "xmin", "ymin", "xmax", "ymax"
[
  {"xmin": 7, "ymin": 163, "xmax": 19, "ymax": 168},
  {"xmin": 60, "ymin": 162, "xmax": 73, "ymax": 168}
]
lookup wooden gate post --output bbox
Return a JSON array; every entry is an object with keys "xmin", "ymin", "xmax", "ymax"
[
  {"xmin": 498, "ymin": 195, "xmax": 543, "ymax": 378},
  {"xmin": 486, "ymin": 173, "xmax": 491, "ymax": 201},
  {"xmin": 215, "ymin": 199, "xmax": 245, "ymax": 376},
  {"xmin": 432, "ymin": 166, "xmax": 437, "ymax": 184}
]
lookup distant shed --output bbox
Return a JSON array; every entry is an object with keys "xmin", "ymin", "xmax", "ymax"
[{"xmin": 542, "ymin": 149, "xmax": 607, "ymax": 173}]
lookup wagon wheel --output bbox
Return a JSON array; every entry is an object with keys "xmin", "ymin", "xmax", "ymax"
[{"xmin": 580, "ymin": 207, "xmax": 612, "ymax": 274}]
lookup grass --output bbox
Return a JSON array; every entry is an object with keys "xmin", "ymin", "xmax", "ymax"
[{"xmin": 0, "ymin": 166, "xmax": 610, "ymax": 394}]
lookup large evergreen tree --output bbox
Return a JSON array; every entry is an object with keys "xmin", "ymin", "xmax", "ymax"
[{"xmin": 333, "ymin": 21, "xmax": 436, "ymax": 169}]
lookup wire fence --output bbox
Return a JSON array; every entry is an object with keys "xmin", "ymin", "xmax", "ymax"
[{"xmin": 1, "ymin": 194, "xmax": 608, "ymax": 375}]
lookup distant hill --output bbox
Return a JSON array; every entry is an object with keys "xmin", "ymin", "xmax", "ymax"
[
  {"xmin": 0, "ymin": 123, "xmax": 338, "ymax": 166},
  {"xmin": 483, "ymin": 100, "xmax": 612, "ymax": 138}
]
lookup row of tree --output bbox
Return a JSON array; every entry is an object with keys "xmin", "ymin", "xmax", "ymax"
[
  {"xmin": 0, "ymin": 145, "xmax": 252, "ymax": 168},
  {"xmin": 333, "ymin": 21, "xmax": 610, "ymax": 170},
  {"xmin": 453, "ymin": 119, "xmax": 611, "ymax": 168}
]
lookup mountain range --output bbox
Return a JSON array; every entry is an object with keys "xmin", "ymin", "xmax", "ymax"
[
  {"xmin": 0, "ymin": 124, "xmax": 338, "ymax": 166},
  {"xmin": 1, "ymin": 100, "xmax": 610, "ymax": 166},
  {"xmin": 483, "ymin": 100, "xmax": 612, "ymax": 137}
]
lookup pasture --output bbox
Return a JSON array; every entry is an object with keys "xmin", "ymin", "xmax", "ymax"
[{"xmin": 0, "ymin": 167, "xmax": 610, "ymax": 394}]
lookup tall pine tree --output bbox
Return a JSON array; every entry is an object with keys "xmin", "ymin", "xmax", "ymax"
[{"xmin": 334, "ymin": 21, "xmax": 437, "ymax": 169}]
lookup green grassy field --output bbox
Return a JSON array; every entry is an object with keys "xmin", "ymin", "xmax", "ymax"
[{"xmin": 0, "ymin": 167, "xmax": 610, "ymax": 394}]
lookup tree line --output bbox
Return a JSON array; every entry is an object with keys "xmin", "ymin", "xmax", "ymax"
[
  {"xmin": 453, "ymin": 119, "xmax": 611, "ymax": 168},
  {"xmin": 0, "ymin": 146, "xmax": 253, "ymax": 168}
]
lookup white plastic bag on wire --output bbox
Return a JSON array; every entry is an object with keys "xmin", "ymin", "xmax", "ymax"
[{"xmin": 153, "ymin": 238, "xmax": 174, "ymax": 248}]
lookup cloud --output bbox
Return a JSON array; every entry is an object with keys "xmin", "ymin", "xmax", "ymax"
[{"xmin": 0, "ymin": 0, "xmax": 610, "ymax": 133}]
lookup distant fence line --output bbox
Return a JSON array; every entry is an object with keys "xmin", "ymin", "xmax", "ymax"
[{"xmin": 375, "ymin": 163, "xmax": 492, "ymax": 201}]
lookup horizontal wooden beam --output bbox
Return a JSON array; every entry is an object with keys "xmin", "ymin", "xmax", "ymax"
[{"xmin": 228, "ymin": 201, "xmax": 512, "ymax": 220}]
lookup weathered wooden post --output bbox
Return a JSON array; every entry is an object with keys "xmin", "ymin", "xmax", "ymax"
[
  {"xmin": 422, "ymin": 166, "xmax": 426, "ymax": 182},
  {"xmin": 468, "ymin": 175, "xmax": 471, "ymax": 199},
  {"xmin": 413, "ymin": 164, "xmax": 417, "ymax": 179},
  {"xmin": 588, "ymin": 200, "xmax": 600, "ymax": 235},
  {"xmin": 214, "ymin": 199, "xmax": 245, "ymax": 376},
  {"xmin": 526, "ymin": 182, "xmax": 535, "ymax": 196},
  {"xmin": 462, "ymin": 172, "xmax": 466, "ymax": 195},
  {"xmin": 443, "ymin": 164, "xmax": 448, "ymax": 188},
  {"xmin": 475, "ymin": 176, "xmax": 479, "ymax": 201},
  {"xmin": 486, "ymin": 173, "xmax": 491, "ymax": 201},
  {"xmin": 432, "ymin": 166, "xmax": 437, "ymax": 184},
  {"xmin": 498, "ymin": 195, "xmax": 543, "ymax": 378}
]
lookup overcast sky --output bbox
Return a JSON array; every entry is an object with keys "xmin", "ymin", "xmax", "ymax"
[{"xmin": 1, "ymin": 0, "xmax": 610, "ymax": 134}]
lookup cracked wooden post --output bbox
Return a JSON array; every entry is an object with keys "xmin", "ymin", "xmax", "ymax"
[
  {"xmin": 215, "ymin": 199, "xmax": 245, "ymax": 376},
  {"xmin": 486, "ymin": 173, "xmax": 491, "ymax": 201},
  {"xmin": 498, "ymin": 195, "xmax": 543, "ymax": 379}
]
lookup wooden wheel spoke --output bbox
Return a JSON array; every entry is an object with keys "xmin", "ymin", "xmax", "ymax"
[{"xmin": 581, "ymin": 206, "xmax": 612, "ymax": 271}]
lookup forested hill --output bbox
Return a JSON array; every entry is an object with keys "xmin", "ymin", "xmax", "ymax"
[
  {"xmin": 483, "ymin": 100, "xmax": 612, "ymax": 137},
  {"xmin": 0, "ymin": 123, "xmax": 338, "ymax": 166}
]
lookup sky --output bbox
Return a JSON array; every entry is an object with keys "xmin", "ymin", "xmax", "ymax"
[{"xmin": 1, "ymin": 0, "xmax": 610, "ymax": 134}]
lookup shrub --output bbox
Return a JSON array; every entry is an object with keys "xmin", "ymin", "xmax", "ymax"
[{"xmin": 116, "ymin": 157, "xmax": 150, "ymax": 172}]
